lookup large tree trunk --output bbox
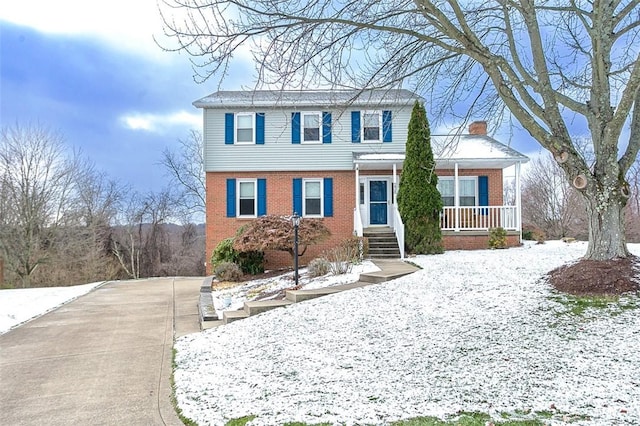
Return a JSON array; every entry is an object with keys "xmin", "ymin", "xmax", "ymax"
[{"xmin": 583, "ymin": 185, "xmax": 630, "ymax": 260}]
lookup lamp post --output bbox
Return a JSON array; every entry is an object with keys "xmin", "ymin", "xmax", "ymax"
[{"xmin": 292, "ymin": 212, "xmax": 300, "ymax": 286}]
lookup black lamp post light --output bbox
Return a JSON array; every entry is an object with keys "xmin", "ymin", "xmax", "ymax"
[{"xmin": 292, "ymin": 212, "xmax": 300, "ymax": 286}]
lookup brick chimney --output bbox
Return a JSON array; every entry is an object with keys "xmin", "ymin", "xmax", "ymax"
[{"xmin": 469, "ymin": 121, "xmax": 487, "ymax": 135}]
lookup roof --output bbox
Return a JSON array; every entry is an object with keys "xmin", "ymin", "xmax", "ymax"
[
  {"xmin": 354, "ymin": 134, "xmax": 529, "ymax": 169},
  {"xmin": 193, "ymin": 89, "xmax": 421, "ymax": 109}
]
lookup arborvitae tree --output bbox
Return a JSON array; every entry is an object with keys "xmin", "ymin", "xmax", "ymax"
[{"xmin": 397, "ymin": 101, "xmax": 443, "ymax": 254}]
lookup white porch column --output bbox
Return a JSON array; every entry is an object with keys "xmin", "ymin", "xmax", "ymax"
[
  {"xmin": 515, "ymin": 161, "xmax": 522, "ymax": 237},
  {"xmin": 392, "ymin": 163, "xmax": 397, "ymax": 203},
  {"xmin": 355, "ymin": 164, "xmax": 360, "ymax": 207},
  {"xmin": 454, "ymin": 162, "xmax": 460, "ymax": 231}
]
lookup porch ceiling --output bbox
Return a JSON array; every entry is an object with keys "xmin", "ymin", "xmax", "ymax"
[{"xmin": 353, "ymin": 152, "xmax": 525, "ymax": 170}]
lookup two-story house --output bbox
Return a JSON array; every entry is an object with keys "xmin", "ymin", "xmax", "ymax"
[{"xmin": 194, "ymin": 89, "xmax": 529, "ymax": 271}]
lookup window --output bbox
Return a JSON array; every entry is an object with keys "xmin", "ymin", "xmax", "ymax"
[
  {"xmin": 459, "ymin": 179, "xmax": 477, "ymax": 206},
  {"xmin": 352, "ymin": 110, "xmax": 391, "ymax": 143},
  {"xmin": 236, "ymin": 113, "xmax": 254, "ymax": 143},
  {"xmin": 302, "ymin": 112, "xmax": 321, "ymax": 143},
  {"xmin": 292, "ymin": 112, "xmax": 331, "ymax": 144},
  {"xmin": 363, "ymin": 111, "xmax": 381, "ymax": 142},
  {"xmin": 437, "ymin": 177, "xmax": 477, "ymax": 206},
  {"xmin": 304, "ymin": 179, "xmax": 322, "ymax": 216},
  {"xmin": 238, "ymin": 180, "xmax": 256, "ymax": 216},
  {"xmin": 293, "ymin": 177, "xmax": 333, "ymax": 217}
]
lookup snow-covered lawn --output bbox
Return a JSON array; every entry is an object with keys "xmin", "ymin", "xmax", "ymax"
[
  {"xmin": 0, "ymin": 281, "xmax": 104, "ymax": 334},
  {"xmin": 210, "ymin": 261, "xmax": 380, "ymax": 319},
  {"xmin": 175, "ymin": 241, "xmax": 640, "ymax": 426}
]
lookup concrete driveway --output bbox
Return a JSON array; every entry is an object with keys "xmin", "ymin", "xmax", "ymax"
[{"xmin": 0, "ymin": 277, "xmax": 202, "ymax": 426}]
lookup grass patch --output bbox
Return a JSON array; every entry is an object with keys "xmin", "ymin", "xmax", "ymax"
[
  {"xmin": 550, "ymin": 293, "xmax": 639, "ymax": 317},
  {"xmin": 225, "ymin": 416, "xmax": 256, "ymax": 426},
  {"xmin": 391, "ymin": 412, "xmax": 543, "ymax": 425},
  {"xmin": 170, "ymin": 348, "xmax": 199, "ymax": 426}
]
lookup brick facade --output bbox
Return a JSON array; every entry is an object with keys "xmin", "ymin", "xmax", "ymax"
[
  {"xmin": 206, "ymin": 170, "xmax": 358, "ymax": 273},
  {"xmin": 206, "ymin": 167, "xmax": 517, "ymax": 272}
]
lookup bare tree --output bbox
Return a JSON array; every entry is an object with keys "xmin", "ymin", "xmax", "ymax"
[
  {"xmin": 159, "ymin": 130, "xmax": 205, "ymax": 223},
  {"xmin": 112, "ymin": 188, "xmax": 177, "ymax": 278},
  {"xmin": 625, "ymin": 158, "xmax": 640, "ymax": 242},
  {"xmin": 0, "ymin": 124, "xmax": 80, "ymax": 287},
  {"xmin": 160, "ymin": 0, "xmax": 640, "ymax": 264},
  {"xmin": 521, "ymin": 154, "xmax": 587, "ymax": 239}
]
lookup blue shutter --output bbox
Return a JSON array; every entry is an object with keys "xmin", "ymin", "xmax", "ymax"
[
  {"xmin": 292, "ymin": 178, "xmax": 303, "ymax": 216},
  {"xmin": 478, "ymin": 176, "xmax": 489, "ymax": 215},
  {"xmin": 322, "ymin": 112, "xmax": 332, "ymax": 144},
  {"xmin": 225, "ymin": 113, "xmax": 234, "ymax": 145},
  {"xmin": 291, "ymin": 112, "xmax": 301, "ymax": 144},
  {"xmin": 382, "ymin": 110, "xmax": 392, "ymax": 142},
  {"xmin": 256, "ymin": 113, "xmax": 265, "ymax": 145},
  {"xmin": 257, "ymin": 178, "xmax": 267, "ymax": 216},
  {"xmin": 351, "ymin": 111, "xmax": 361, "ymax": 143},
  {"xmin": 323, "ymin": 177, "xmax": 333, "ymax": 217},
  {"xmin": 226, "ymin": 178, "xmax": 236, "ymax": 217}
]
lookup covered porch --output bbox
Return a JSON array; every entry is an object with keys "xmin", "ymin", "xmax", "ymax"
[{"xmin": 352, "ymin": 140, "xmax": 529, "ymax": 258}]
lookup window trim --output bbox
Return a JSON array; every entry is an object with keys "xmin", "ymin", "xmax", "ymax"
[
  {"xmin": 235, "ymin": 112, "xmax": 255, "ymax": 144},
  {"xmin": 302, "ymin": 178, "xmax": 324, "ymax": 217},
  {"xmin": 301, "ymin": 111, "xmax": 322, "ymax": 144},
  {"xmin": 237, "ymin": 179, "xmax": 257, "ymax": 217},
  {"xmin": 362, "ymin": 110, "xmax": 382, "ymax": 143},
  {"xmin": 438, "ymin": 176, "xmax": 478, "ymax": 207}
]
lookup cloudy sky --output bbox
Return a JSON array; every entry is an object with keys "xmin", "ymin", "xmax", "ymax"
[
  {"xmin": 1, "ymin": 1, "xmax": 554, "ymax": 194},
  {"xmin": 0, "ymin": 0, "xmax": 246, "ymax": 192}
]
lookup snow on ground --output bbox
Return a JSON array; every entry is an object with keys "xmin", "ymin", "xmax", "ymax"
[
  {"xmin": 175, "ymin": 241, "xmax": 640, "ymax": 426},
  {"xmin": 0, "ymin": 282, "xmax": 104, "ymax": 334},
  {"xmin": 211, "ymin": 261, "xmax": 380, "ymax": 319}
]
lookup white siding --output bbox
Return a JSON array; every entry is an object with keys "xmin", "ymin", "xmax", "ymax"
[{"xmin": 203, "ymin": 106, "xmax": 413, "ymax": 172}]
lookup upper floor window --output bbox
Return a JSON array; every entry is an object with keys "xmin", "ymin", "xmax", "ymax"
[
  {"xmin": 292, "ymin": 112, "xmax": 332, "ymax": 144},
  {"xmin": 351, "ymin": 110, "xmax": 392, "ymax": 143},
  {"xmin": 236, "ymin": 113, "xmax": 254, "ymax": 144},
  {"xmin": 363, "ymin": 111, "xmax": 381, "ymax": 142},
  {"xmin": 303, "ymin": 112, "xmax": 321, "ymax": 143},
  {"xmin": 225, "ymin": 112, "xmax": 265, "ymax": 145}
]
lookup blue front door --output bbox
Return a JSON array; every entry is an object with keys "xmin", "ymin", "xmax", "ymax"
[{"xmin": 369, "ymin": 180, "xmax": 388, "ymax": 225}]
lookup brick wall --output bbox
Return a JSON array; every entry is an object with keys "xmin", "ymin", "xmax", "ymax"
[
  {"xmin": 442, "ymin": 233, "xmax": 521, "ymax": 250},
  {"xmin": 205, "ymin": 170, "xmax": 357, "ymax": 272},
  {"xmin": 206, "ymin": 167, "xmax": 511, "ymax": 272}
]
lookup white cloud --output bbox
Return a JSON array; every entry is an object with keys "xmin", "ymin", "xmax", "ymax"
[
  {"xmin": 120, "ymin": 110, "xmax": 201, "ymax": 133},
  {"xmin": 0, "ymin": 0, "xmax": 171, "ymax": 59}
]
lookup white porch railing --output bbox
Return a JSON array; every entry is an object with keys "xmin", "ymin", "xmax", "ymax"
[
  {"xmin": 354, "ymin": 207, "xmax": 364, "ymax": 237},
  {"xmin": 391, "ymin": 203, "xmax": 405, "ymax": 259},
  {"xmin": 440, "ymin": 206, "xmax": 519, "ymax": 231}
]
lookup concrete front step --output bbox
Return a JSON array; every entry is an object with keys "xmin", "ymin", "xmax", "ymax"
[
  {"xmin": 244, "ymin": 300, "xmax": 292, "ymax": 316},
  {"xmin": 222, "ymin": 309, "xmax": 249, "ymax": 324},
  {"xmin": 286, "ymin": 281, "xmax": 377, "ymax": 303}
]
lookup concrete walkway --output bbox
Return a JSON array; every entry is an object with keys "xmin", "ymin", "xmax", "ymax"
[
  {"xmin": 203, "ymin": 259, "xmax": 421, "ymax": 327},
  {"xmin": 0, "ymin": 277, "xmax": 202, "ymax": 426}
]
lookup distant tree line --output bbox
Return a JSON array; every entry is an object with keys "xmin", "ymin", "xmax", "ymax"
[
  {"xmin": 0, "ymin": 123, "xmax": 205, "ymax": 288},
  {"xmin": 521, "ymin": 152, "xmax": 640, "ymax": 243}
]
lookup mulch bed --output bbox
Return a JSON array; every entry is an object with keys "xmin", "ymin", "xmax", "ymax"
[{"xmin": 548, "ymin": 255, "xmax": 640, "ymax": 296}]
